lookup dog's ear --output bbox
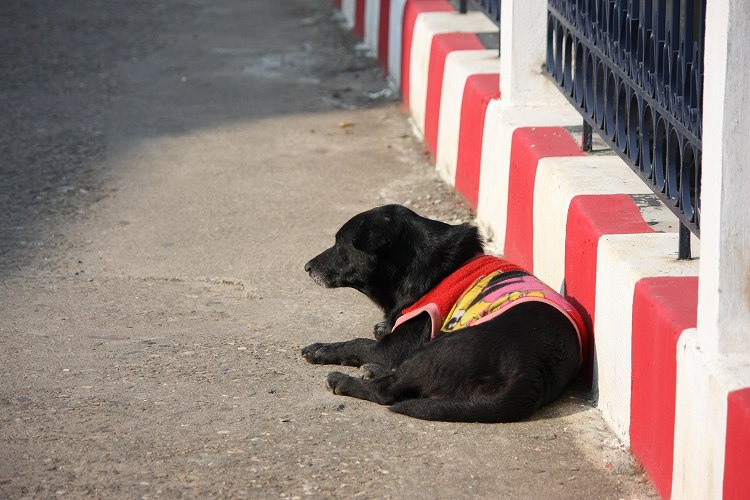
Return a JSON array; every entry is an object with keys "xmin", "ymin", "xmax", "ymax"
[{"xmin": 352, "ymin": 218, "xmax": 392, "ymax": 253}]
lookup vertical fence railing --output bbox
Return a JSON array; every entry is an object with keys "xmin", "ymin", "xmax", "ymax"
[
  {"xmin": 459, "ymin": 0, "xmax": 501, "ymax": 57},
  {"xmin": 459, "ymin": 0, "xmax": 501, "ymax": 23},
  {"xmin": 545, "ymin": 0, "xmax": 705, "ymax": 259}
]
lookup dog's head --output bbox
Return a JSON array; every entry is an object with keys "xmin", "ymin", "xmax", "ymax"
[
  {"xmin": 304, "ymin": 204, "xmax": 483, "ymax": 311},
  {"xmin": 304, "ymin": 205, "xmax": 404, "ymax": 294}
]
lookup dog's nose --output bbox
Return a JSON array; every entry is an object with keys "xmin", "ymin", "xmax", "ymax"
[{"xmin": 304, "ymin": 261, "xmax": 312, "ymax": 273}]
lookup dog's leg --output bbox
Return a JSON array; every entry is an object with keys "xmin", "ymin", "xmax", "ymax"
[
  {"xmin": 303, "ymin": 316, "xmax": 431, "ymax": 368},
  {"xmin": 326, "ymin": 371, "xmax": 402, "ymax": 405},
  {"xmin": 388, "ymin": 377, "xmax": 541, "ymax": 423},
  {"xmin": 301, "ymin": 338, "xmax": 376, "ymax": 366}
]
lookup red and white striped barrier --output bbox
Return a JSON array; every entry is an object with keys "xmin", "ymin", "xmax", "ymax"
[
  {"xmin": 333, "ymin": 2, "xmax": 750, "ymax": 497},
  {"xmin": 434, "ymin": 50, "xmax": 498, "ymax": 189},
  {"xmin": 406, "ymin": 11, "xmax": 496, "ymax": 134},
  {"xmin": 631, "ymin": 276, "xmax": 698, "ymax": 498}
]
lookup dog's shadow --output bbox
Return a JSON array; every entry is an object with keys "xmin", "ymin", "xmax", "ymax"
[{"xmin": 526, "ymin": 380, "xmax": 595, "ymax": 421}]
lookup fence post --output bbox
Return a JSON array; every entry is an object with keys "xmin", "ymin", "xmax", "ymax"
[
  {"xmin": 499, "ymin": 0, "xmax": 558, "ymax": 104},
  {"xmin": 672, "ymin": 1, "xmax": 750, "ymax": 496},
  {"xmin": 696, "ymin": 0, "xmax": 750, "ymax": 357},
  {"xmin": 581, "ymin": 120, "xmax": 592, "ymax": 152}
]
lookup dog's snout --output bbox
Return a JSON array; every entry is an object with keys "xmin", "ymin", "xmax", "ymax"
[{"xmin": 304, "ymin": 260, "xmax": 313, "ymax": 274}]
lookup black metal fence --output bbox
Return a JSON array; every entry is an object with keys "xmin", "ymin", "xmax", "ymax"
[
  {"xmin": 459, "ymin": 0, "xmax": 501, "ymax": 24},
  {"xmin": 545, "ymin": 0, "xmax": 705, "ymax": 258}
]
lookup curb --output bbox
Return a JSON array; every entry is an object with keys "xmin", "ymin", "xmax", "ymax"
[{"xmin": 333, "ymin": 2, "xmax": 749, "ymax": 497}]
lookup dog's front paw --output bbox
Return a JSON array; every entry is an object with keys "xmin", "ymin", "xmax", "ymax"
[
  {"xmin": 302, "ymin": 341, "xmax": 357, "ymax": 365},
  {"xmin": 302, "ymin": 339, "xmax": 371, "ymax": 366},
  {"xmin": 302, "ymin": 342, "xmax": 334, "ymax": 364},
  {"xmin": 326, "ymin": 371, "xmax": 350, "ymax": 395}
]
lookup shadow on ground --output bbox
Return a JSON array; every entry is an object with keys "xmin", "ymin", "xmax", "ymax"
[{"xmin": 0, "ymin": 0, "xmax": 395, "ymax": 277}]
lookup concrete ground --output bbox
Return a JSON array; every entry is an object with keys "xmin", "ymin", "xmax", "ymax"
[{"xmin": 0, "ymin": 1, "xmax": 656, "ymax": 497}]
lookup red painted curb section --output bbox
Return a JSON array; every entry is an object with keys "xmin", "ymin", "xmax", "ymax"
[
  {"xmin": 454, "ymin": 74, "xmax": 500, "ymax": 209},
  {"xmin": 353, "ymin": 0, "xmax": 366, "ymax": 39},
  {"xmin": 564, "ymin": 194, "xmax": 654, "ymax": 371},
  {"xmin": 378, "ymin": 0, "xmax": 392, "ymax": 74},
  {"xmin": 334, "ymin": 0, "xmax": 342, "ymax": 8},
  {"xmin": 503, "ymin": 127, "xmax": 584, "ymax": 272},
  {"xmin": 630, "ymin": 277, "xmax": 699, "ymax": 499},
  {"xmin": 724, "ymin": 387, "xmax": 750, "ymax": 500},
  {"xmin": 423, "ymin": 33, "xmax": 484, "ymax": 158},
  {"xmin": 401, "ymin": 0, "xmax": 453, "ymax": 106}
]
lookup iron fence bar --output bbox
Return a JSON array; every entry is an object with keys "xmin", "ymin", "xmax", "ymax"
[
  {"xmin": 545, "ymin": 0, "xmax": 704, "ymax": 252},
  {"xmin": 547, "ymin": 3, "xmax": 701, "ymax": 148},
  {"xmin": 458, "ymin": 0, "xmax": 501, "ymax": 24},
  {"xmin": 678, "ymin": 222, "xmax": 691, "ymax": 260},
  {"xmin": 458, "ymin": 0, "xmax": 501, "ymax": 56},
  {"xmin": 545, "ymin": 72, "xmax": 700, "ymax": 240},
  {"xmin": 582, "ymin": 119, "xmax": 593, "ymax": 152}
]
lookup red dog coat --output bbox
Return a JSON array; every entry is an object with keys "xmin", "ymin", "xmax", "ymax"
[{"xmin": 391, "ymin": 255, "xmax": 588, "ymax": 367}]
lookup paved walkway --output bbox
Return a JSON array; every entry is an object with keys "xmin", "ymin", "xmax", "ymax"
[{"xmin": 0, "ymin": 1, "xmax": 655, "ymax": 497}]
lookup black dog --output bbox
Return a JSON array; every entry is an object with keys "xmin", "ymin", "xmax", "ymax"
[{"xmin": 302, "ymin": 204, "xmax": 586, "ymax": 422}]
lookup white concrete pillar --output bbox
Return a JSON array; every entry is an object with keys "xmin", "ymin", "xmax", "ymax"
[
  {"xmin": 499, "ymin": 0, "xmax": 560, "ymax": 105},
  {"xmin": 696, "ymin": 0, "xmax": 750, "ymax": 356},
  {"xmin": 672, "ymin": 1, "xmax": 750, "ymax": 497}
]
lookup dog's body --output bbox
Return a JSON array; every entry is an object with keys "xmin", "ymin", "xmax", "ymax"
[{"xmin": 302, "ymin": 204, "xmax": 585, "ymax": 422}]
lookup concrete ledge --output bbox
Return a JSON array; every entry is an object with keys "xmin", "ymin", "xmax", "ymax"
[
  {"xmin": 475, "ymin": 102, "xmax": 581, "ymax": 252},
  {"xmin": 408, "ymin": 11, "xmax": 497, "ymax": 132},
  {"xmin": 453, "ymin": 74, "xmax": 501, "ymax": 209},
  {"xmin": 401, "ymin": 1, "xmax": 454, "ymax": 106},
  {"xmin": 342, "ymin": 0, "xmax": 357, "ymax": 30},
  {"xmin": 594, "ymin": 233, "xmax": 699, "ymax": 445},
  {"xmin": 424, "ymin": 33, "xmax": 485, "ymax": 157},
  {"xmin": 376, "ymin": 0, "xmax": 391, "ymax": 72},
  {"xmin": 353, "ymin": 0, "xmax": 366, "ymax": 39},
  {"xmin": 724, "ymin": 387, "xmax": 750, "ymax": 499},
  {"xmin": 630, "ymin": 277, "xmax": 699, "ymax": 499},
  {"xmin": 364, "ymin": 0, "xmax": 381, "ymax": 56},
  {"xmin": 672, "ymin": 332, "xmax": 750, "ymax": 498},
  {"xmin": 564, "ymin": 194, "xmax": 656, "ymax": 359},
  {"xmin": 532, "ymin": 156, "xmax": 654, "ymax": 292},
  {"xmin": 434, "ymin": 50, "xmax": 498, "ymax": 185},
  {"xmin": 387, "ymin": 0, "xmax": 408, "ymax": 85},
  {"xmin": 502, "ymin": 127, "xmax": 584, "ymax": 274},
  {"xmin": 332, "ymin": 4, "xmax": 749, "ymax": 495}
]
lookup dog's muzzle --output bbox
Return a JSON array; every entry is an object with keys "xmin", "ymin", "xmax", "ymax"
[{"xmin": 304, "ymin": 259, "xmax": 329, "ymax": 288}]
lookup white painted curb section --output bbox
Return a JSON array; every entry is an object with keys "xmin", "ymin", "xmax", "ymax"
[
  {"xmin": 532, "ymin": 156, "xmax": 652, "ymax": 291},
  {"xmin": 387, "ymin": 0, "xmax": 407, "ymax": 87},
  {"xmin": 475, "ymin": 103, "xmax": 580, "ymax": 251},
  {"xmin": 409, "ymin": 12, "xmax": 497, "ymax": 134},
  {"xmin": 342, "ymin": 0, "xmax": 356, "ymax": 29},
  {"xmin": 594, "ymin": 233, "xmax": 699, "ymax": 445},
  {"xmin": 672, "ymin": 331, "xmax": 750, "ymax": 499},
  {"xmin": 364, "ymin": 0, "xmax": 381, "ymax": 56},
  {"xmin": 433, "ymin": 50, "xmax": 498, "ymax": 184}
]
